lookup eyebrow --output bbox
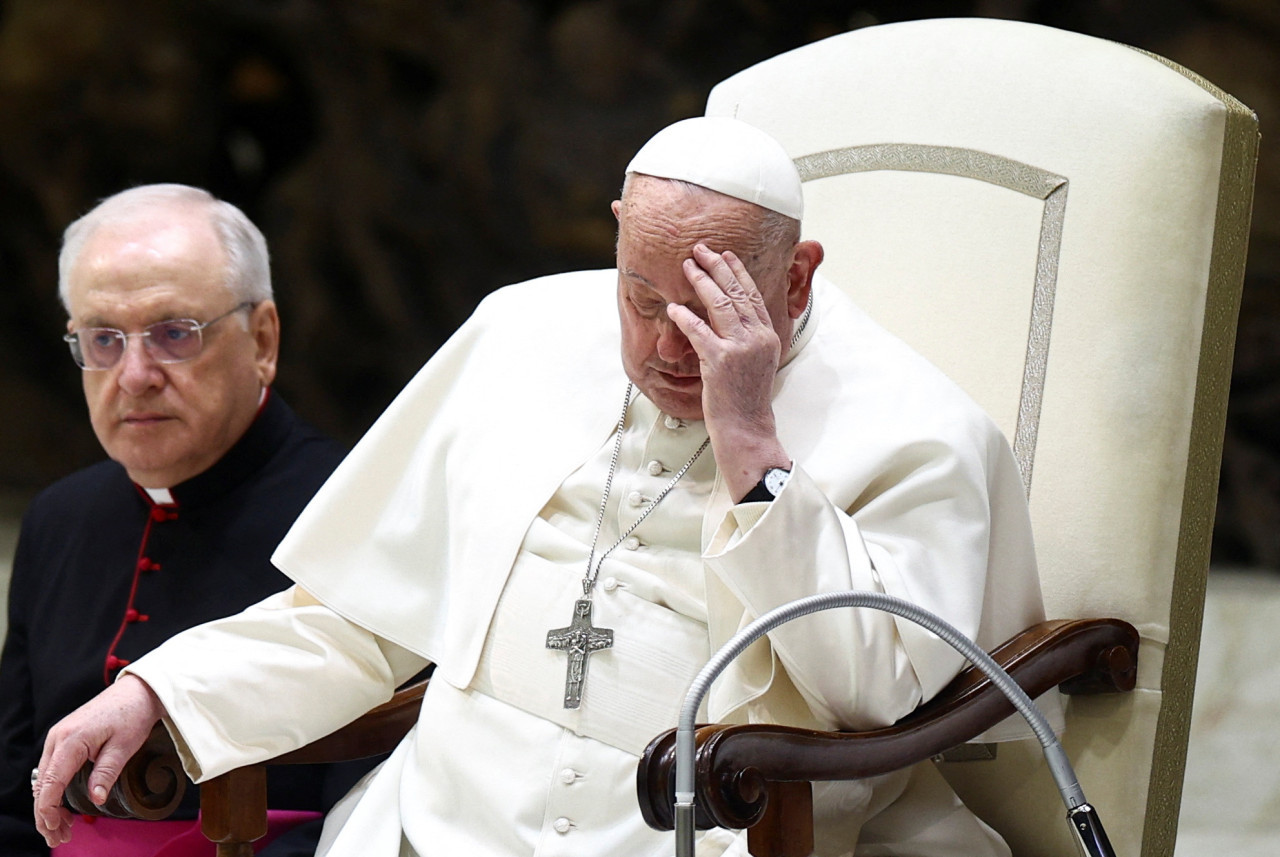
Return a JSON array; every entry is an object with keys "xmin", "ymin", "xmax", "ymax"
[
  {"xmin": 621, "ymin": 268, "xmax": 658, "ymax": 290},
  {"xmin": 76, "ymin": 314, "xmax": 123, "ymax": 328},
  {"xmin": 75, "ymin": 310, "xmax": 199, "ymax": 329}
]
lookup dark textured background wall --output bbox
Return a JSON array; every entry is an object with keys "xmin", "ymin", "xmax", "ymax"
[{"xmin": 0, "ymin": 0, "xmax": 1276, "ymax": 564}]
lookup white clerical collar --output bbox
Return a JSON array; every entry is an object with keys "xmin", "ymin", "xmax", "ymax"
[{"xmin": 144, "ymin": 487, "xmax": 176, "ymax": 505}]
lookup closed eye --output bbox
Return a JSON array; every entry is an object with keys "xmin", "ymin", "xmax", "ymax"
[{"xmin": 629, "ymin": 295, "xmax": 666, "ymax": 318}]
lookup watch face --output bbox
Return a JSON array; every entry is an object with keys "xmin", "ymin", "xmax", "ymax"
[{"xmin": 764, "ymin": 467, "xmax": 791, "ymax": 496}]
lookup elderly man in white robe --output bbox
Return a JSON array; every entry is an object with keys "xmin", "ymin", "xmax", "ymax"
[{"xmin": 33, "ymin": 117, "xmax": 1052, "ymax": 856}]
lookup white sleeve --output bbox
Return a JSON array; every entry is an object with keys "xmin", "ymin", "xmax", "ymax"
[
  {"xmin": 702, "ymin": 424, "xmax": 1036, "ymax": 732},
  {"xmin": 122, "ymin": 585, "xmax": 429, "ymax": 783},
  {"xmin": 704, "ymin": 466, "xmax": 921, "ymax": 730}
]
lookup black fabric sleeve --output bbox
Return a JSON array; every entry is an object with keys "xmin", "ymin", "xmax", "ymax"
[{"xmin": 0, "ymin": 523, "xmax": 51, "ymax": 856}]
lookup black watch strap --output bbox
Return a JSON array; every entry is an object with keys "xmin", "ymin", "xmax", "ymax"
[{"xmin": 741, "ymin": 467, "xmax": 790, "ymax": 503}]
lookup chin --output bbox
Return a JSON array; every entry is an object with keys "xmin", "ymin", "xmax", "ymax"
[
  {"xmin": 115, "ymin": 457, "xmax": 178, "ymax": 484},
  {"xmin": 106, "ymin": 437, "xmax": 184, "ymax": 480}
]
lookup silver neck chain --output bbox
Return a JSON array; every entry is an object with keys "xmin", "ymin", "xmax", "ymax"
[
  {"xmin": 790, "ymin": 290, "xmax": 814, "ymax": 350},
  {"xmin": 581, "ymin": 383, "xmax": 710, "ymax": 597}
]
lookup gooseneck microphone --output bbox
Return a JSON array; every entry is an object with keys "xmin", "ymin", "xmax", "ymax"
[{"xmin": 673, "ymin": 590, "xmax": 1115, "ymax": 857}]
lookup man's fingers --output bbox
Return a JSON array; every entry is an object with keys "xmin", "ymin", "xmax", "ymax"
[
  {"xmin": 33, "ymin": 731, "xmax": 128, "ymax": 845},
  {"xmin": 682, "ymin": 258, "xmax": 747, "ymax": 340},
  {"xmin": 85, "ymin": 744, "xmax": 134, "ymax": 804},
  {"xmin": 667, "ymin": 303, "xmax": 714, "ymax": 353},
  {"xmin": 33, "ymin": 753, "xmax": 79, "ymax": 846},
  {"xmin": 686, "ymin": 245, "xmax": 771, "ymax": 331},
  {"xmin": 35, "ymin": 806, "xmax": 75, "ymax": 847},
  {"xmin": 719, "ymin": 251, "xmax": 772, "ymax": 326},
  {"xmin": 35, "ymin": 733, "xmax": 84, "ymax": 802},
  {"xmin": 32, "ymin": 676, "xmax": 165, "ymax": 846}
]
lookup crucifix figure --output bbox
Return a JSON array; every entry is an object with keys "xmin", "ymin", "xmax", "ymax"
[{"xmin": 546, "ymin": 598, "xmax": 614, "ymax": 709}]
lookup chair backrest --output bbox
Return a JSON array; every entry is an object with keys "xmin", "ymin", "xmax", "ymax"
[{"xmin": 705, "ymin": 18, "xmax": 1257, "ymax": 857}]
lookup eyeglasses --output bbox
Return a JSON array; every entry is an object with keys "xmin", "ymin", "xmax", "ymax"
[{"xmin": 64, "ymin": 302, "xmax": 255, "ymax": 370}]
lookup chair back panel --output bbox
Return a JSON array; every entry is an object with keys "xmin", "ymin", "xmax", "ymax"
[{"xmin": 706, "ymin": 18, "xmax": 1257, "ymax": 857}]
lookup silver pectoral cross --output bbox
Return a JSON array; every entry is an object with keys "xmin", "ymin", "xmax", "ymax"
[{"xmin": 546, "ymin": 598, "xmax": 614, "ymax": 709}]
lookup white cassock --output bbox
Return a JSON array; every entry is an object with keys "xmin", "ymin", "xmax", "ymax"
[{"xmin": 125, "ymin": 270, "xmax": 1059, "ymax": 856}]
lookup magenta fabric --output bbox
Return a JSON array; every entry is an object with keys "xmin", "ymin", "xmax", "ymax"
[{"xmin": 53, "ymin": 810, "xmax": 323, "ymax": 856}]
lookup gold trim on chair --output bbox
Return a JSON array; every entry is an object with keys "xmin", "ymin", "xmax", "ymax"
[
  {"xmin": 1124, "ymin": 51, "xmax": 1260, "ymax": 857},
  {"xmin": 794, "ymin": 144, "xmax": 1069, "ymax": 495}
]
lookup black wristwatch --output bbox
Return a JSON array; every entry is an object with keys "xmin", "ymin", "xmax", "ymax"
[{"xmin": 741, "ymin": 467, "xmax": 791, "ymax": 503}]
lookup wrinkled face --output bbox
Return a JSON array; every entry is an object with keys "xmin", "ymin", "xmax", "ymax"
[
  {"xmin": 613, "ymin": 177, "xmax": 798, "ymax": 420},
  {"xmin": 65, "ymin": 207, "xmax": 279, "ymax": 487}
]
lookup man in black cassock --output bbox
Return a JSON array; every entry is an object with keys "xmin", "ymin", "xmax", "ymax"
[{"xmin": 0, "ymin": 184, "xmax": 370, "ymax": 856}]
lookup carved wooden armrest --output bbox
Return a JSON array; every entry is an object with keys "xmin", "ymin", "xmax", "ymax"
[
  {"xmin": 63, "ymin": 721, "xmax": 187, "ymax": 820},
  {"xmin": 636, "ymin": 617, "xmax": 1139, "ymax": 847},
  {"xmin": 63, "ymin": 678, "xmax": 430, "ymax": 823}
]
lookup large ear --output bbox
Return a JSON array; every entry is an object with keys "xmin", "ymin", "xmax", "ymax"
[
  {"xmin": 249, "ymin": 300, "xmax": 281, "ymax": 388},
  {"xmin": 785, "ymin": 239, "xmax": 823, "ymax": 320}
]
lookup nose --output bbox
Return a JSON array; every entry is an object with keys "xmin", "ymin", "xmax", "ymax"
[
  {"xmin": 655, "ymin": 316, "xmax": 694, "ymax": 364},
  {"xmin": 115, "ymin": 336, "xmax": 166, "ymax": 395}
]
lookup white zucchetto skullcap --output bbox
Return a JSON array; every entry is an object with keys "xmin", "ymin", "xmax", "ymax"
[{"xmin": 625, "ymin": 117, "xmax": 803, "ymax": 220}]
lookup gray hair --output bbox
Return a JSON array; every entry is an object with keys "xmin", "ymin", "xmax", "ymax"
[
  {"xmin": 57, "ymin": 184, "xmax": 272, "ymax": 312},
  {"xmin": 619, "ymin": 173, "xmax": 801, "ymax": 261}
]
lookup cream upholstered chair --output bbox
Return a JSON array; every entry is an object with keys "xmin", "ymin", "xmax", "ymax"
[{"xmin": 640, "ymin": 17, "xmax": 1257, "ymax": 857}]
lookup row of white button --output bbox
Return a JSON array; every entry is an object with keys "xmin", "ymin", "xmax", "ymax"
[{"xmin": 553, "ymin": 766, "xmax": 582, "ymax": 834}]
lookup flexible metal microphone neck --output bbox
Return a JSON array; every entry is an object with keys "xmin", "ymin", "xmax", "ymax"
[{"xmin": 673, "ymin": 590, "xmax": 1115, "ymax": 857}]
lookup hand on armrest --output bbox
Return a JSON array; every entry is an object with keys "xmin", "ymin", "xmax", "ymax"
[{"xmin": 32, "ymin": 674, "xmax": 166, "ymax": 847}]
